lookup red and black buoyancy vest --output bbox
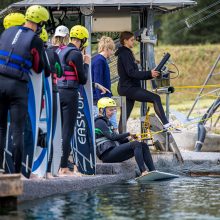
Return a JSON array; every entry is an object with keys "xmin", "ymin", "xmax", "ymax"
[
  {"xmin": 0, "ymin": 26, "xmax": 35, "ymax": 82},
  {"xmin": 56, "ymin": 46, "xmax": 78, "ymax": 82}
]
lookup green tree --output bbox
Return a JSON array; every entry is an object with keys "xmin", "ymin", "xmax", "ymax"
[
  {"xmin": 160, "ymin": 0, "xmax": 220, "ymax": 44},
  {"xmin": 1, "ymin": 0, "xmax": 18, "ymax": 9}
]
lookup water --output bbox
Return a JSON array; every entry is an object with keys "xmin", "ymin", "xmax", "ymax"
[{"xmin": 1, "ymin": 177, "xmax": 220, "ymax": 220}]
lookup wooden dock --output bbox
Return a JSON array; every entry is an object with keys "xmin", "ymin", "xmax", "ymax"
[{"xmin": 0, "ymin": 174, "xmax": 23, "ymax": 209}]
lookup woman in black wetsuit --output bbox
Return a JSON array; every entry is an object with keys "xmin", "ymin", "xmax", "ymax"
[
  {"xmin": 95, "ymin": 97, "xmax": 156, "ymax": 176},
  {"xmin": 115, "ymin": 31, "xmax": 172, "ymax": 133},
  {"xmin": 56, "ymin": 25, "xmax": 90, "ymax": 176}
]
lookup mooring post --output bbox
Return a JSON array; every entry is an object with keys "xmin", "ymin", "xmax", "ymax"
[{"xmin": 0, "ymin": 174, "xmax": 23, "ymax": 210}]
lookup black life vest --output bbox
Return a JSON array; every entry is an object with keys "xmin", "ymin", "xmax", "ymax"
[
  {"xmin": 0, "ymin": 26, "xmax": 35, "ymax": 82},
  {"xmin": 95, "ymin": 116, "xmax": 119, "ymax": 159}
]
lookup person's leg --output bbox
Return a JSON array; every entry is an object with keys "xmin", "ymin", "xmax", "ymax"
[
  {"xmin": 10, "ymin": 83, "xmax": 28, "ymax": 173},
  {"xmin": 118, "ymin": 98, "xmax": 135, "ymax": 133},
  {"xmin": 125, "ymin": 87, "xmax": 169, "ymax": 125},
  {"xmin": 101, "ymin": 141, "xmax": 146, "ymax": 173},
  {"xmin": 141, "ymin": 142, "xmax": 156, "ymax": 171},
  {"xmin": 0, "ymin": 90, "xmax": 8, "ymax": 171},
  {"xmin": 59, "ymin": 89, "xmax": 78, "ymax": 170}
]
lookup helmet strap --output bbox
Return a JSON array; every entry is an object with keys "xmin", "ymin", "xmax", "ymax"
[
  {"xmin": 36, "ymin": 25, "xmax": 43, "ymax": 34},
  {"xmin": 36, "ymin": 22, "xmax": 45, "ymax": 34},
  {"xmin": 80, "ymin": 38, "xmax": 87, "ymax": 51},
  {"xmin": 102, "ymin": 108, "xmax": 106, "ymax": 117}
]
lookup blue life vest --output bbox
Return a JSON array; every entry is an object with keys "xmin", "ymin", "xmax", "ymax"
[{"xmin": 0, "ymin": 26, "xmax": 35, "ymax": 82}]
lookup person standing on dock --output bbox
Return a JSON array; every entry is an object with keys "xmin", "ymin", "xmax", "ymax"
[
  {"xmin": 92, "ymin": 36, "xmax": 117, "ymax": 129},
  {"xmin": 0, "ymin": 5, "xmax": 50, "ymax": 173},
  {"xmin": 56, "ymin": 25, "xmax": 90, "ymax": 176}
]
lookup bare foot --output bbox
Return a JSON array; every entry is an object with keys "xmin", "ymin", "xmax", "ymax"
[
  {"xmin": 29, "ymin": 173, "xmax": 40, "ymax": 179},
  {"xmin": 141, "ymin": 171, "xmax": 149, "ymax": 176},
  {"xmin": 73, "ymin": 165, "xmax": 78, "ymax": 173},
  {"xmin": 58, "ymin": 168, "xmax": 74, "ymax": 176},
  {"xmin": 73, "ymin": 171, "xmax": 83, "ymax": 177},
  {"xmin": 46, "ymin": 173, "xmax": 55, "ymax": 179}
]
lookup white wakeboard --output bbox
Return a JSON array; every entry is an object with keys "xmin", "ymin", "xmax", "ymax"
[
  {"xmin": 22, "ymin": 69, "xmax": 43, "ymax": 178},
  {"xmin": 32, "ymin": 73, "xmax": 53, "ymax": 177},
  {"xmin": 135, "ymin": 171, "xmax": 179, "ymax": 182},
  {"xmin": 51, "ymin": 92, "xmax": 62, "ymax": 176}
]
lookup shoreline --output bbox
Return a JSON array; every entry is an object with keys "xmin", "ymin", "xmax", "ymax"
[{"xmin": 18, "ymin": 151, "xmax": 220, "ymax": 202}]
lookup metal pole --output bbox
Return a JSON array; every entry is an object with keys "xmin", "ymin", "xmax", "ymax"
[
  {"xmin": 121, "ymin": 96, "xmax": 127, "ymax": 133},
  {"xmin": 165, "ymin": 93, "xmax": 170, "ymax": 152},
  {"xmin": 84, "ymin": 16, "xmax": 96, "ymax": 173},
  {"xmin": 146, "ymin": 9, "xmax": 157, "ymax": 89},
  {"xmin": 140, "ymin": 10, "xmax": 148, "ymax": 131},
  {"xmin": 166, "ymin": 93, "xmax": 170, "ymax": 121}
]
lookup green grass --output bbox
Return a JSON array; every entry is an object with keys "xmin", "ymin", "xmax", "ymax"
[{"xmin": 128, "ymin": 98, "xmax": 216, "ymax": 119}]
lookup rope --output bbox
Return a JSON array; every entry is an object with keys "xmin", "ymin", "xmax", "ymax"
[
  {"xmin": 175, "ymin": 84, "xmax": 220, "ymax": 89},
  {"xmin": 134, "ymin": 114, "xmax": 220, "ymax": 142},
  {"xmin": 174, "ymin": 90, "xmax": 220, "ymax": 98}
]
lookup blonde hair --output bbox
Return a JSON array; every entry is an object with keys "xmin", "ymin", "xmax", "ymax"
[
  {"xmin": 98, "ymin": 36, "xmax": 115, "ymax": 53},
  {"xmin": 52, "ymin": 35, "xmax": 69, "ymax": 46}
]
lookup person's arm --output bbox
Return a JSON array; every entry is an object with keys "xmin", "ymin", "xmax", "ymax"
[
  {"xmin": 30, "ymin": 36, "xmax": 51, "ymax": 75},
  {"xmin": 93, "ymin": 83, "xmax": 111, "ymax": 94},
  {"xmin": 96, "ymin": 119, "xmax": 130, "ymax": 141},
  {"xmin": 67, "ymin": 50, "xmax": 88, "ymax": 85},
  {"xmin": 93, "ymin": 59, "xmax": 106, "ymax": 99},
  {"xmin": 120, "ymin": 52, "xmax": 153, "ymax": 80}
]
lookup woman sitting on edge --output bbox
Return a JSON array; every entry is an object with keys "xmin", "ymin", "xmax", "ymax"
[
  {"xmin": 95, "ymin": 97, "xmax": 156, "ymax": 177},
  {"xmin": 115, "ymin": 31, "xmax": 174, "ymax": 133}
]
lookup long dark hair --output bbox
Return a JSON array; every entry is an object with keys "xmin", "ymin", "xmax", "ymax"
[{"xmin": 120, "ymin": 31, "xmax": 134, "ymax": 45}]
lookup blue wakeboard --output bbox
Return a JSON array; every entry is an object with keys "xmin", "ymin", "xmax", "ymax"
[{"xmin": 72, "ymin": 85, "xmax": 96, "ymax": 175}]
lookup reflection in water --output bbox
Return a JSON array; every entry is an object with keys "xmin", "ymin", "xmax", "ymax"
[{"xmin": 1, "ymin": 177, "xmax": 220, "ymax": 220}]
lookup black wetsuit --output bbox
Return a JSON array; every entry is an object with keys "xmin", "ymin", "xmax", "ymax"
[
  {"xmin": 95, "ymin": 116, "xmax": 155, "ymax": 173},
  {"xmin": 45, "ymin": 46, "xmax": 63, "ymax": 173},
  {"xmin": 57, "ymin": 43, "xmax": 88, "ymax": 168},
  {"xmin": 115, "ymin": 46, "xmax": 169, "ymax": 133},
  {"xmin": 0, "ymin": 28, "xmax": 50, "ymax": 173}
]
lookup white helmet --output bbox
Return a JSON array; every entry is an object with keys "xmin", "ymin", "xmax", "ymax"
[{"xmin": 54, "ymin": 25, "xmax": 69, "ymax": 37}]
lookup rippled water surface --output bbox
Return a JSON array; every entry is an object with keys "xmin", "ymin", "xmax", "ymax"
[{"xmin": 1, "ymin": 177, "xmax": 220, "ymax": 220}]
